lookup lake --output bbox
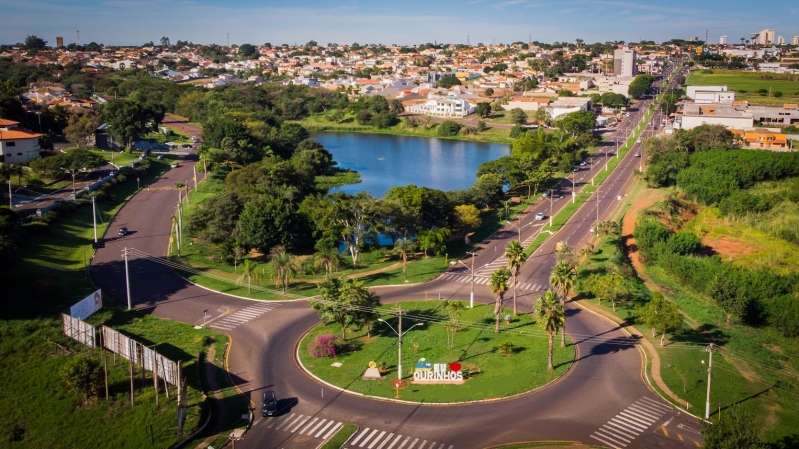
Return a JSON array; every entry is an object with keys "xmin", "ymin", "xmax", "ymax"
[{"xmin": 313, "ymin": 133, "xmax": 511, "ymax": 197}]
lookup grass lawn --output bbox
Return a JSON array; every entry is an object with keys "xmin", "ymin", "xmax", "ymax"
[
  {"xmin": 320, "ymin": 424, "xmax": 358, "ymax": 449},
  {"xmin": 686, "ymin": 70, "xmax": 799, "ymax": 106},
  {"xmin": 314, "ymin": 168, "xmax": 362, "ymax": 190},
  {"xmin": 0, "ymin": 155, "xmax": 246, "ymax": 448},
  {"xmin": 291, "ymin": 111, "xmax": 514, "ymax": 144},
  {"xmin": 298, "ymin": 301, "xmax": 573, "ymax": 403}
]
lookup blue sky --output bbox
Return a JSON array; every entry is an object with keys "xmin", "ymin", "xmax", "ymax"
[{"xmin": 2, "ymin": 0, "xmax": 798, "ymax": 47}]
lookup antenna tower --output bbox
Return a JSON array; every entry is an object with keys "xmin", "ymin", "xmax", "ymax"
[
  {"xmin": 76, "ymin": 30, "xmax": 80, "ymax": 46},
  {"xmin": 467, "ymin": 34, "xmax": 470, "ymax": 46},
  {"xmin": 705, "ymin": 29, "xmax": 708, "ymax": 44}
]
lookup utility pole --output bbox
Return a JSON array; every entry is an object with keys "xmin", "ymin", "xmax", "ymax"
[
  {"xmin": 92, "ymin": 195, "xmax": 98, "ymax": 243},
  {"xmin": 7, "ymin": 180, "xmax": 11, "ymax": 209},
  {"xmin": 469, "ymin": 251, "xmax": 475, "ymax": 308},
  {"xmin": 397, "ymin": 308, "xmax": 403, "ymax": 380},
  {"xmin": 705, "ymin": 343, "xmax": 715, "ymax": 419},
  {"xmin": 122, "ymin": 247, "xmax": 132, "ymax": 310},
  {"xmin": 193, "ymin": 164, "xmax": 197, "ymax": 192}
]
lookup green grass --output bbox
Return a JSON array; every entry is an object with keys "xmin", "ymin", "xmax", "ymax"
[
  {"xmin": 320, "ymin": 424, "xmax": 358, "ymax": 449},
  {"xmin": 314, "ymin": 169, "xmax": 362, "ymax": 190},
  {"xmin": 298, "ymin": 301, "xmax": 573, "ymax": 403},
  {"xmin": 291, "ymin": 112, "xmax": 515, "ymax": 144},
  {"xmin": 0, "ymin": 155, "xmax": 249, "ymax": 448},
  {"xmin": 686, "ymin": 70, "xmax": 799, "ymax": 106}
]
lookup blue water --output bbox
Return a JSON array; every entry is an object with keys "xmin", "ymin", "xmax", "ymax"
[{"xmin": 313, "ymin": 133, "xmax": 511, "ymax": 197}]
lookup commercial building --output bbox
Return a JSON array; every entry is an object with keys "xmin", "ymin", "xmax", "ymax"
[
  {"xmin": 687, "ymin": 85, "xmax": 735, "ymax": 104},
  {"xmin": 680, "ymin": 103, "xmax": 754, "ymax": 130},
  {"xmin": 749, "ymin": 104, "xmax": 799, "ymax": 125},
  {"xmin": 0, "ymin": 118, "xmax": 41, "ymax": 164},
  {"xmin": 755, "ymin": 29, "xmax": 775, "ymax": 45},
  {"xmin": 56, "ymin": 36, "xmax": 63, "ymax": 48},
  {"xmin": 549, "ymin": 97, "xmax": 593, "ymax": 120},
  {"xmin": 793, "ymin": 36, "xmax": 799, "ymax": 46},
  {"xmin": 613, "ymin": 46, "xmax": 637, "ymax": 77},
  {"xmin": 719, "ymin": 35, "xmax": 728, "ymax": 45}
]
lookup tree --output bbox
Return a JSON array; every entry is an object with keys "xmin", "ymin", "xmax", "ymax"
[
  {"xmin": 549, "ymin": 261, "xmax": 575, "ymax": 347},
  {"xmin": 160, "ymin": 36, "xmax": 171, "ymax": 47},
  {"xmin": 417, "ymin": 228, "xmax": 450, "ymax": 257},
  {"xmin": 313, "ymin": 241, "xmax": 342, "ymax": 277},
  {"xmin": 103, "ymin": 99, "xmax": 164, "ymax": 148},
  {"xmin": 60, "ymin": 353, "xmax": 103, "ymax": 403},
  {"xmin": 628, "ymin": 73, "xmax": 655, "ymax": 99},
  {"xmin": 393, "ymin": 237, "xmax": 416, "ymax": 279},
  {"xmin": 437, "ymin": 120, "xmax": 462, "ymax": 137},
  {"xmin": 390, "ymin": 99, "xmax": 405, "ymax": 114},
  {"xmin": 325, "ymin": 192, "xmax": 378, "ymax": 268},
  {"xmin": 236, "ymin": 259, "xmax": 260, "ymax": 294},
  {"xmin": 510, "ymin": 108, "xmax": 528, "ymax": 125},
  {"xmin": 24, "ymin": 35, "xmax": 47, "ymax": 51},
  {"xmin": 475, "ymin": 102, "xmax": 492, "ymax": 118},
  {"xmin": 700, "ymin": 405, "xmax": 768, "ymax": 449},
  {"xmin": 268, "ymin": 247, "xmax": 296, "ymax": 294},
  {"xmin": 489, "ymin": 268, "xmax": 511, "ymax": 333},
  {"xmin": 535, "ymin": 290, "xmax": 565, "ymax": 371},
  {"xmin": 484, "ymin": 88, "xmax": 494, "ymax": 97},
  {"xmin": 588, "ymin": 273, "xmax": 630, "ymax": 311},
  {"xmin": 238, "ymin": 43, "xmax": 257, "ymax": 58},
  {"xmin": 635, "ymin": 292, "xmax": 683, "ymax": 346},
  {"xmin": 437, "ymin": 76, "xmax": 462, "ymax": 88},
  {"xmin": 553, "ymin": 110, "xmax": 596, "ymax": 137},
  {"xmin": 454, "ymin": 204, "xmax": 481, "ymax": 231},
  {"xmin": 709, "ymin": 274, "xmax": 747, "ymax": 325},
  {"xmin": 64, "ymin": 111, "xmax": 103, "ymax": 147},
  {"xmin": 236, "ymin": 195, "xmax": 295, "ymax": 254},
  {"xmin": 311, "ymin": 277, "xmax": 381, "ymax": 340},
  {"xmin": 505, "ymin": 240, "xmax": 528, "ymax": 316}
]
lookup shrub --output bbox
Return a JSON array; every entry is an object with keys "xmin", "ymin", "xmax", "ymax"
[
  {"xmin": 61, "ymin": 353, "xmax": 104, "ymax": 403},
  {"xmin": 437, "ymin": 120, "xmax": 462, "ymax": 137},
  {"xmin": 774, "ymin": 91, "xmax": 783, "ymax": 98},
  {"xmin": 664, "ymin": 232, "xmax": 702, "ymax": 256},
  {"xmin": 768, "ymin": 295, "xmax": 799, "ymax": 337},
  {"xmin": 497, "ymin": 341, "xmax": 515, "ymax": 355},
  {"xmin": 308, "ymin": 334, "xmax": 341, "ymax": 358},
  {"xmin": 476, "ymin": 121, "xmax": 487, "ymax": 132},
  {"xmin": 509, "ymin": 125, "xmax": 526, "ymax": 138}
]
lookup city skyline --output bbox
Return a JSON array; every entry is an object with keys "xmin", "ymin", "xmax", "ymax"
[{"xmin": 1, "ymin": 0, "xmax": 798, "ymax": 47}]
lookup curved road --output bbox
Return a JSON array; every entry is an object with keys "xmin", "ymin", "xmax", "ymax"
[{"xmin": 90, "ymin": 64, "xmax": 703, "ymax": 449}]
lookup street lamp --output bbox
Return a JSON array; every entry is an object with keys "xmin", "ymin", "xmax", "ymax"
[
  {"xmin": 548, "ymin": 189, "xmax": 554, "ymax": 227},
  {"xmin": 377, "ymin": 315, "xmax": 424, "ymax": 382},
  {"xmin": 451, "ymin": 250, "xmax": 477, "ymax": 308},
  {"xmin": 35, "ymin": 111, "xmax": 42, "ymax": 133},
  {"xmin": 507, "ymin": 218, "xmax": 521, "ymax": 242},
  {"xmin": 570, "ymin": 171, "xmax": 576, "ymax": 204}
]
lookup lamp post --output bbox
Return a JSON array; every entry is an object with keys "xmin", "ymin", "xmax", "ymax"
[
  {"xmin": 548, "ymin": 189, "xmax": 554, "ymax": 227},
  {"xmin": 35, "ymin": 111, "xmax": 42, "ymax": 132},
  {"xmin": 507, "ymin": 219, "xmax": 521, "ymax": 242},
  {"xmin": 570, "ymin": 172, "xmax": 576, "ymax": 204},
  {"xmin": 452, "ymin": 251, "xmax": 477, "ymax": 308},
  {"xmin": 378, "ymin": 312, "xmax": 424, "ymax": 382}
]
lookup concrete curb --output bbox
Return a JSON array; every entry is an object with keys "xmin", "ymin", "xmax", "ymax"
[{"xmin": 293, "ymin": 321, "xmax": 577, "ymax": 407}]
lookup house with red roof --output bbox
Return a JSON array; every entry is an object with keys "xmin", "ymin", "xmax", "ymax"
[{"xmin": 0, "ymin": 118, "xmax": 41, "ymax": 163}]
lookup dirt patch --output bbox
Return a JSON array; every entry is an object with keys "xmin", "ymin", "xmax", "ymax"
[
  {"xmin": 702, "ymin": 235, "xmax": 758, "ymax": 260},
  {"xmin": 621, "ymin": 184, "xmax": 669, "ymax": 290}
]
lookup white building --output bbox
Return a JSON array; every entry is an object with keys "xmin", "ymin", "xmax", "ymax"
[
  {"xmin": 720, "ymin": 35, "xmax": 728, "ymax": 45},
  {"xmin": 755, "ymin": 29, "xmax": 775, "ymax": 45},
  {"xmin": 549, "ymin": 97, "xmax": 593, "ymax": 120},
  {"xmin": 793, "ymin": 36, "xmax": 799, "ymax": 46},
  {"xmin": 686, "ymin": 86, "xmax": 735, "ymax": 104},
  {"xmin": 613, "ymin": 46, "xmax": 637, "ymax": 77},
  {"xmin": 680, "ymin": 103, "xmax": 754, "ymax": 130},
  {"xmin": 777, "ymin": 36, "xmax": 785, "ymax": 45},
  {"xmin": 405, "ymin": 93, "xmax": 474, "ymax": 118},
  {"xmin": 0, "ymin": 118, "xmax": 41, "ymax": 164}
]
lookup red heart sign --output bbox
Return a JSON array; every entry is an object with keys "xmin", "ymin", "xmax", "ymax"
[{"xmin": 449, "ymin": 362, "xmax": 462, "ymax": 372}]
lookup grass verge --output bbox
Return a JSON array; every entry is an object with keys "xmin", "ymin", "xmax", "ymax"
[
  {"xmin": 298, "ymin": 301, "xmax": 573, "ymax": 403},
  {"xmin": 320, "ymin": 424, "xmax": 358, "ymax": 449}
]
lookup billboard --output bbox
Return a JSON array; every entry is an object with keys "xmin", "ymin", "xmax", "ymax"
[
  {"xmin": 70, "ymin": 289, "xmax": 102, "ymax": 320},
  {"xmin": 62, "ymin": 314, "xmax": 96, "ymax": 348},
  {"xmin": 102, "ymin": 327, "xmax": 139, "ymax": 363},
  {"xmin": 142, "ymin": 346, "xmax": 179, "ymax": 386}
]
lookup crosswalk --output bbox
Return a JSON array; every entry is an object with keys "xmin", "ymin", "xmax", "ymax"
[
  {"xmin": 263, "ymin": 413, "xmax": 454, "ymax": 449},
  {"xmin": 439, "ymin": 273, "xmax": 546, "ymax": 293},
  {"xmin": 265, "ymin": 412, "xmax": 343, "ymax": 440},
  {"xmin": 208, "ymin": 303, "xmax": 276, "ymax": 331},
  {"xmin": 589, "ymin": 396, "xmax": 673, "ymax": 448},
  {"xmin": 345, "ymin": 427, "xmax": 454, "ymax": 449},
  {"xmin": 474, "ymin": 257, "xmax": 508, "ymax": 276}
]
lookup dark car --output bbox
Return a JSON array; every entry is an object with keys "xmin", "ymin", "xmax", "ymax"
[
  {"xmin": 262, "ymin": 391, "xmax": 277, "ymax": 417},
  {"xmin": 118, "ymin": 226, "xmax": 128, "ymax": 236}
]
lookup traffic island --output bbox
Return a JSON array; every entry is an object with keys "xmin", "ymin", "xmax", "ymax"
[{"xmin": 297, "ymin": 301, "xmax": 574, "ymax": 403}]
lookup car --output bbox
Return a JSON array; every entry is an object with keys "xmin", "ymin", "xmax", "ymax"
[
  {"xmin": 118, "ymin": 226, "xmax": 128, "ymax": 236},
  {"xmin": 634, "ymin": 152, "xmax": 641, "ymax": 157},
  {"xmin": 572, "ymin": 166, "xmax": 580, "ymax": 172},
  {"xmin": 541, "ymin": 190, "xmax": 550, "ymax": 198},
  {"xmin": 579, "ymin": 160, "xmax": 587, "ymax": 166},
  {"xmin": 262, "ymin": 391, "xmax": 278, "ymax": 417},
  {"xmin": 171, "ymin": 162, "xmax": 179, "ymax": 168},
  {"xmin": 157, "ymin": 155, "xmax": 163, "ymax": 159},
  {"xmin": 623, "ymin": 112, "xmax": 630, "ymax": 117},
  {"xmin": 535, "ymin": 212, "xmax": 545, "ymax": 220},
  {"xmin": 191, "ymin": 136, "xmax": 198, "ymax": 143}
]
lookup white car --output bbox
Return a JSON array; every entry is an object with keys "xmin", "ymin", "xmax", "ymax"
[{"xmin": 535, "ymin": 212, "xmax": 545, "ymax": 220}]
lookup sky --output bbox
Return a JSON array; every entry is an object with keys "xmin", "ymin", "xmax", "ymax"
[{"xmin": 1, "ymin": 0, "xmax": 798, "ymax": 47}]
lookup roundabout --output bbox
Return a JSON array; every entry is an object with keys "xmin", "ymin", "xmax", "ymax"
[{"xmin": 296, "ymin": 301, "xmax": 574, "ymax": 403}]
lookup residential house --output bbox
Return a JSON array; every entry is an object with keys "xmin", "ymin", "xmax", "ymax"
[
  {"xmin": 0, "ymin": 118, "xmax": 41, "ymax": 164},
  {"xmin": 405, "ymin": 92, "xmax": 475, "ymax": 118},
  {"xmin": 502, "ymin": 98, "xmax": 551, "ymax": 111},
  {"xmin": 732, "ymin": 128, "xmax": 790, "ymax": 151}
]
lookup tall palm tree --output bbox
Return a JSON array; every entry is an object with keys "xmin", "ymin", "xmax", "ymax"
[
  {"xmin": 535, "ymin": 290, "xmax": 565, "ymax": 370},
  {"xmin": 489, "ymin": 268, "xmax": 511, "ymax": 333},
  {"xmin": 269, "ymin": 247, "xmax": 296, "ymax": 294},
  {"xmin": 236, "ymin": 259, "xmax": 260, "ymax": 294},
  {"xmin": 313, "ymin": 243, "xmax": 342, "ymax": 278},
  {"xmin": 442, "ymin": 300, "xmax": 465, "ymax": 332},
  {"xmin": 393, "ymin": 237, "xmax": 416, "ymax": 280},
  {"xmin": 504, "ymin": 240, "xmax": 527, "ymax": 317},
  {"xmin": 549, "ymin": 261, "xmax": 575, "ymax": 348}
]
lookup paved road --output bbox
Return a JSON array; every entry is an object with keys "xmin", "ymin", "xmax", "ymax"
[{"xmin": 90, "ymin": 64, "xmax": 704, "ymax": 449}]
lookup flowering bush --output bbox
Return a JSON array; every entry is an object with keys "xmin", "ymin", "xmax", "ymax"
[{"xmin": 308, "ymin": 334, "xmax": 341, "ymax": 358}]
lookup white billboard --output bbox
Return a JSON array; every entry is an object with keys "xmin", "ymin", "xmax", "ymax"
[
  {"xmin": 62, "ymin": 314, "xmax": 96, "ymax": 348},
  {"xmin": 70, "ymin": 289, "xmax": 102, "ymax": 320}
]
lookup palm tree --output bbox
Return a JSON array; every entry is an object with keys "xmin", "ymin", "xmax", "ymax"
[
  {"xmin": 549, "ymin": 261, "xmax": 575, "ymax": 348},
  {"xmin": 489, "ymin": 268, "xmax": 511, "ymax": 333},
  {"xmin": 504, "ymin": 240, "xmax": 527, "ymax": 317},
  {"xmin": 535, "ymin": 290, "xmax": 565, "ymax": 370},
  {"xmin": 578, "ymin": 244, "xmax": 593, "ymax": 260},
  {"xmin": 313, "ymin": 243, "xmax": 342, "ymax": 278},
  {"xmin": 236, "ymin": 259, "xmax": 260, "ymax": 294},
  {"xmin": 269, "ymin": 247, "xmax": 296, "ymax": 294},
  {"xmin": 442, "ymin": 300, "xmax": 465, "ymax": 332},
  {"xmin": 393, "ymin": 237, "xmax": 416, "ymax": 280}
]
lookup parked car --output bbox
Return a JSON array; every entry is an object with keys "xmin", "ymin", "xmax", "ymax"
[
  {"xmin": 191, "ymin": 136, "xmax": 198, "ymax": 143},
  {"xmin": 535, "ymin": 212, "xmax": 545, "ymax": 220},
  {"xmin": 541, "ymin": 190, "xmax": 550, "ymax": 198},
  {"xmin": 262, "ymin": 391, "xmax": 278, "ymax": 417},
  {"xmin": 579, "ymin": 160, "xmax": 587, "ymax": 166},
  {"xmin": 572, "ymin": 166, "xmax": 580, "ymax": 172},
  {"xmin": 118, "ymin": 226, "xmax": 128, "ymax": 236},
  {"xmin": 171, "ymin": 162, "xmax": 179, "ymax": 168}
]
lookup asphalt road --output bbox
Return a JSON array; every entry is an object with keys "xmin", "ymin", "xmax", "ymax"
[{"xmin": 89, "ymin": 64, "xmax": 705, "ymax": 449}]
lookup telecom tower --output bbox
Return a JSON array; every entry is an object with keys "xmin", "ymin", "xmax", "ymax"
[{"xmin": 76, "ymin": 30, "xmax": 80, "ymax": 46}]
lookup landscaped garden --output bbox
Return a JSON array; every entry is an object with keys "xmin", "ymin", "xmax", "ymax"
[{"xmin": 298, "ymin": 300, "xmax": 573, "ymax": 403}]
